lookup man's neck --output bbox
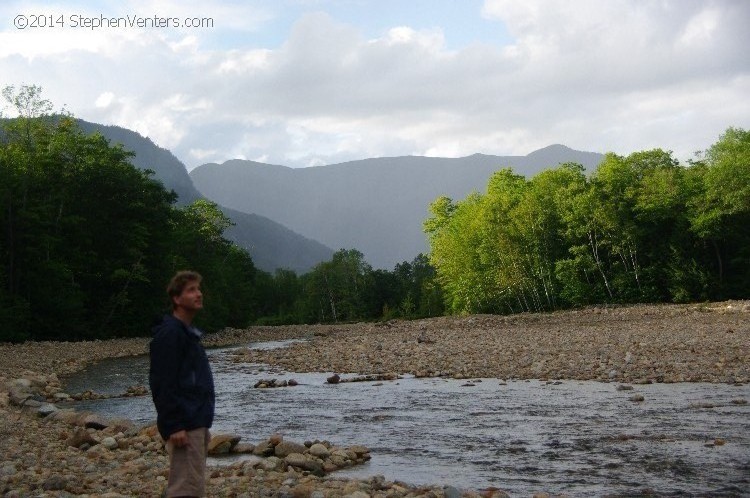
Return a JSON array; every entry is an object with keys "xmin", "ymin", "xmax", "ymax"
[{"xmin": 172, "ymin": 309, "xmax": 195, "ymax": 326}]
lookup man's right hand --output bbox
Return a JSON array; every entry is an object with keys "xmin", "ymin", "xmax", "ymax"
[{"xmin": 169, "ymin": 429, "xmax": 189, "ymax": 447}]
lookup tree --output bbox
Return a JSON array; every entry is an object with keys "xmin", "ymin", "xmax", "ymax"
[
  {"xmin": 687, "ymin": 127, "xmax": 750, "ymax": 298},
  {"xmin": 0, "ymin": 85, "xmax": 266, "ymax": 340}
]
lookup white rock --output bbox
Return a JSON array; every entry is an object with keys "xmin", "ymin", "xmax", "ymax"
[
  {"xmin": 308, "ymin": 443, "xmax": 330, "ymax": 458},
  {"xmin": 37, "ymin": 403, "xmax": 58, "ymax": 417},
  {"xmin": 102, "ymin": 437, "xmax": 118, "ymax": 450}
]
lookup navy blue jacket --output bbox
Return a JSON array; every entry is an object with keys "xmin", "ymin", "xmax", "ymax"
[{"xmin": 149, "ymin": 314, "xmax": 215, "ymax": 440}]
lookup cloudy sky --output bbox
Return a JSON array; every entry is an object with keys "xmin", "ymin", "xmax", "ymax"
[{"xmin": 2, "ymin": 0, "xmax": 748, "ymax": 170}]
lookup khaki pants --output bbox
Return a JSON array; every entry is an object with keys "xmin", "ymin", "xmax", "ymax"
[{"xmin": 165, "ymin": 428, "xmax": 210, "ymax": 497}]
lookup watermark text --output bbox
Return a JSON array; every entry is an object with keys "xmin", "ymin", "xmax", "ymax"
[{"xmin": 13, "ymin": 13, "xmax": 214, "ymax": 30}]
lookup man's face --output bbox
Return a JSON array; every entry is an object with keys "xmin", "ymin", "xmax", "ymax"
[{"xmin": 173, "ymin": 280, "xmax": 203, "ymax": 312}]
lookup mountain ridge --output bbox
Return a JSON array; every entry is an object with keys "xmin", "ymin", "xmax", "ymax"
[
  {"xmin": 77, "ymin": 120, "xmax": 334, "ymax": 273},
  {"xmin": 191, "ymin": 145, "xmax": 604, "ymax": 269}
]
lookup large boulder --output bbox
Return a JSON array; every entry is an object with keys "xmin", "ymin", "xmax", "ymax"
[
  {"xmin": 274, "ymin": 440, "xmax": 307, "ymax": 458},
  {"xmin": 308, "ymin": 443, "xmax": 330, "ymax": 459},
  {"xmin": 47, "ymin": 409, "xmax": 80, "ymax": 424},
  {"xmin": 66, "ymin": 427, "xmax": 98, "ymax": 449},
  {"xmin": 37, "ymin": 403, "xmax": 58, "ymax": 417},
  {"xmin": 269, "ymin": 433, "xmax": 283, "ymax": 446},
  {"xmin": 256, "ymin": 456, "xmax": 283, "ymax": 471},
  {"xmin": 208, "ymin": 434, "xmax": 241, "ymax": 455},
  {"xmin": 81, "ymin": 413, "xmax": 109, "ymax": 430},
  {"xmin": 284, "ymin": 453, "xmax": 323, "ymax": 473},
  {"xmin": 252, "ymin": 440, "xmax": 275, "ymax": 457}
]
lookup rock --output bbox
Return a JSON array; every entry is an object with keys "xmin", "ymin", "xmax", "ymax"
[
  {"xmin": 288, "ymin": 379, "xmax": 298, "ymax": 386},
  {"xmin": 139, "ymin": 424, "xmax": 160, "ymax": 439},
  {"xmin": 232, "ymin": 442, "xmax": 256, "ymax": 454},
  {"xmin": 87, "ymin": 442, "xmax": 111, "ymax": 456},
  {"xmin": 47, "ymin": 409, "xmax": 80, "ymax": 424},
  {"xmin": 349, "ymin": 444, "xmax": 370, "ymax": 456},
  {"xmin": 37, "ymin": 402, "xmax": 58, "ymax": 417},
  {"xmin": 208, "ymin": 434, "xmax": 241, "ymax": 455},
  {"xmin": 329, "ymin": 449, "xmax": 352, "ymax": 467},
  {"xmin": 66, "ymin": 427, "xmax": 99, "ymax": 448},
  {"xmin": 327, "ymin": 374, "xmax": 341, "ymax": 384},
  {"xmin": 9, "ymin": 378, "xmax": 32, "ymax": 390},
  {"xmin": 270, "ymin": 433, "xmax": 284, "ymax": 446},
  {"xmin": 616, "ymin": 384, "xmax": 633, "ymax": 391},
  {"xmin": 8, "ymin": 386, "xmax": 41, "ymax": 407},
  {"xmin": 630, "ymin": 394, "xmax": 645, "ymax": 402},
  {"xmin": 253, "ymin": 440, "xmax": 275, "ymax": 456},
  {"xmin": 42, "ymin": 475, "xmax": 67, "ymax": 491},
  {"xmin": 444, "ymin": 486, "xmax": 462, "ymax": 498},
  {"xmin": 256, "ymin": 456, "xmax": 283, "ymax": 471},
  {"xmin": 344, "ymin": 492, "xmax": 370, "ymax": 498},
  {"xmin": 102, "ymin": 437, "xmax": 119, "ymax": 450},
  {"xmin": 483, "ymin": 489, "xmax": 511, "ymax": 498},
  {"xmin": 285, "ymin": 453, "xmax": 323, "ymax": 473},
  {"xmin": 291, "ymin": 483, "xmax": 316, "ymax": 498},
  {"xmin": 275, "ymin": 440, "xmax": 308, "ymax": 458},
  {"xmin": 124, "ymin": 384, "xmax": 148, "ymax": 396},
  {"xmin": 0, "ymin": 464, "xmax": 16, "ymax": 477},
  {"xmin": 308, "ymin": 443, "xmax": 330, "ymax": 458},
  {"xmin": 82, "ymin": 413, "xmax": 109, "ymax": 430}
]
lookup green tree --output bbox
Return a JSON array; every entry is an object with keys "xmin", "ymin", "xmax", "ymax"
[
  {"xmin": 303, "ymin": 249, "xmax": 373, "ymax": 322},
  {"xmin": 687, "ymin": 127, "xmax": 750, "ymax": 298},
  {"xmin": 0, "ymin": 92, "xmax": 177, "ymax": 339},
  {"xmin": 0, "ymin": 85, "xmax": 266, "ymax": 340}
]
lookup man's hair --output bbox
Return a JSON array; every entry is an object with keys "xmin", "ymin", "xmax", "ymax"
[{"xmin": 167, "ymin": 271, "xmax": 202, "ymax": 309}]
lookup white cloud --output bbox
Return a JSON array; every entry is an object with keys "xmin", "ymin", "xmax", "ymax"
[
  {"xmin": 1, "ymin": 0, "xmax": 748, "ymax": 169},
  {"xmin": 94, "ymin": 91, "xmax": 114, "ymax": 108}
]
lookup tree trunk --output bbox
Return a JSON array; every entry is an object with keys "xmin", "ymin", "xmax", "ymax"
[
  {"xmin": 589, "ymin": 231, "xmax": 613, "ymax": 299},
  {"xmin": 712, "ymin": 239, "xmax": 723, "ymax": 283}
]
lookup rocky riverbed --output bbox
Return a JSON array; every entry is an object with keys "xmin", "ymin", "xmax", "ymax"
[
  {"xmin": 1, "ymin": 301, "xmax": 748, "ymax": 497},
  {"xmin": 231, "ymin": 301, "xmax": 750, "ymax": 384}
]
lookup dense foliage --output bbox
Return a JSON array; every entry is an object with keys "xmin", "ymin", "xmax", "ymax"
[
  {"xmin": 254, "ymin": 250, "xmax": 444, "ymax": 325},
  {"xmin": 425, "ymin": 129, "xmax": 750, "ymax": 314},
  {"xmin": 0, "ymin": 86, "xmax": 261, "ymax": 341}
]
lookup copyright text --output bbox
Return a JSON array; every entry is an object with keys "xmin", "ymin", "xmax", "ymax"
[{"xmin": 13, "ymin": 13, "xmax": 214, "ymax": 30}]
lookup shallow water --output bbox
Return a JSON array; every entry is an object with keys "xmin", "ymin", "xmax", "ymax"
[{"xmin": 63, "ymin": 342, "xmax": 750, "ymax": 497}]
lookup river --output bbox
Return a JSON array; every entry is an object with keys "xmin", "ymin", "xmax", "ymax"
[{"xmin": 63, "ymin": 340, "xmax": 750, "ymax": 497}]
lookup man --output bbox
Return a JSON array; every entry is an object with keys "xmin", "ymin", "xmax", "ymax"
[{"xmin": 149, "ymin": 271, "xmax": 215, "ymax": 497}]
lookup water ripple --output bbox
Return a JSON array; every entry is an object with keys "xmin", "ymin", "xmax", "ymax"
[{"xmin": 63, "ymin": 343, "xmax": 750, "ymax": 497}]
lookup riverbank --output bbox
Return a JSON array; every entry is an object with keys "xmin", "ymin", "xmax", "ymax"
[
  {"xmin": 231, "ymin": 301, "xmax": 750, "ymax": 384},
  {"xmin": 1, "ymin": 301, "xmax": 749, "ymax": 497}
]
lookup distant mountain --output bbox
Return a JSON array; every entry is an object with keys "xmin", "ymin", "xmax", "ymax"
[
  {"xmin": 78, "ymin": 120, "xmax": 333, "ymax": 273},
  {"xmin": 190, "ymin": 145, "xmax": 604, "ymax": 269},
  {"xmin": 77, "ymin": 121, "xmax": 203, "ymax": 205}
]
